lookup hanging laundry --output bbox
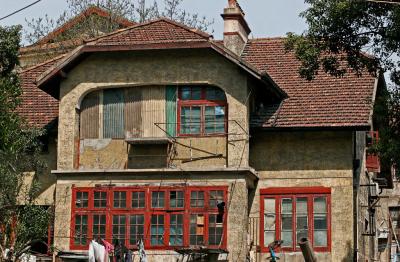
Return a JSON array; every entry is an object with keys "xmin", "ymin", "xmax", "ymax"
[
  {"xmin": 138, "ymin": 239, "xmax": 147, "ymax": 262},
  {"xmin": 124, "ymin": 250, "xmax": 132, "ymax": 262},
  {"xmin": 88, "ymin": 240, "xmax": 106, "ymax": 262}
]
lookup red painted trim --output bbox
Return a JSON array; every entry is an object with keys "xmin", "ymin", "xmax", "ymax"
[
  {"xmin": 260, "ymin": 187, "xmax": 331, "ymax": 195},
  {"xmin": 259, "ymin": 188, "xmax": 331, "ymax": 253},
  {"xmin": 176, "ymin": 86, "xmax": 228, "ymax": 137},
  {"xmin": 70, "ymin": 186, "xmax": 228, "ymax": 250}
]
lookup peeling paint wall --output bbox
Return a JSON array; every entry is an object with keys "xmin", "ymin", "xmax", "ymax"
[{"xmin": 79, "ymin": 139, "xmax": 127, "ymax": 169}]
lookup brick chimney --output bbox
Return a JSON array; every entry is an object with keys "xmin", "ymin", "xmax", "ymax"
[{"xmin": 221, "ymin": 0, "xmax": 251, "ymax": 56}]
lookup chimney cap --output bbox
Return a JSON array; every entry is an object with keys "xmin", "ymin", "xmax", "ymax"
[{"xmin": 228, "ymin": 0, "xmax": 245, "ymax": 14}]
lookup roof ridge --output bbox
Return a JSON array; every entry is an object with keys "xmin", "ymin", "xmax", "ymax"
[
  {"xmin": 85, "ymin": 17, "xmax": 211, "ymax": 45},
  {"xmin": 20, "ymin": 54, "xmax": 67, "ymax": 73},
  {"xmin": 248, "ymin": 37, "xmax": 287, "ymax": 41},
  {"xmin": 35, "ymin": 6, "xmax": 135, "ymax": 45}
]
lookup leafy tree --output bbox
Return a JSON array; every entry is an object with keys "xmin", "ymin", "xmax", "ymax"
[
  {"xmin": 0, "ymin": 25, "xmax": 50, "ymax": 262},
  {"xmin": 285, "ymin": 0, "xmax": 400, "ymax": 174},
  {"xmin": 25, "ymin": 0, "xmax": 214, "ymax": 44}
]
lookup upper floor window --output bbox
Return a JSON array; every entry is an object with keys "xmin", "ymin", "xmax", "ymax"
[
  {"xmin": 260, "ymin": 187, "xmax": 331, "ymax": 252},
  {"xmin": 178, "ymin": 86, "xmax": 227, "ymax": 136}
]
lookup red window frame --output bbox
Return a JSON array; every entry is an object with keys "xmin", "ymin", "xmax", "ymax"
[
  {"xmin": 70, "ymin": 186, "xmax": 228, "ymax": 250},
  {"xmin": 259, "ymin": 187, "xmax": 331, "ymax": 253},
  {"xmin": 177, "ymin": 86, "xmax": 227, "ymax": 137}
]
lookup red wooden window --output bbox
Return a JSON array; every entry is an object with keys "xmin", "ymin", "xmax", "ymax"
[
  {"xmin": 177, "ymin": 86, "xmax": 227, "ymax": 136},
  {"xmin": 260, "ymin": 187, "xmax": 331, "ymax": 252},
  {"xmin": 70, "ymin": 186, "xmax": 228, "ymax": 250},
  {"xmin": 366, "ymin": 131, "xmax": 380, "ymax": 172}
]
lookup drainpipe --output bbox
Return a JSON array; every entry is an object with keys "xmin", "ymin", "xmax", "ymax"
[{"xmin": 353, "ymin": 131, "xmax": 361, "ymax": 261}]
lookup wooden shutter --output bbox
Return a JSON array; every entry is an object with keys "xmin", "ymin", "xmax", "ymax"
[
  {"xmin": 166, "ymin": 86, "xmax": 177, "ymax": 137},
  {"xmin": 80, "ymin": 91, "xmax": 100, "ymax": 139},
  {"xmin": 103, "ymin": 89, "xmax": 125, "ymax": 138}
]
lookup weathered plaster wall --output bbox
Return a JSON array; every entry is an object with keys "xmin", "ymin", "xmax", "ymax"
[
  {"xmin": 57, "ymin": 49, "xmax": 250, "ymax": 171},
  {"xmin": 249, "ymin": 131, "xmax": 355, "ymax": 262},
  {"xmin": 53, "ymin": 176, "xmax": 249, "ymax": 262}
]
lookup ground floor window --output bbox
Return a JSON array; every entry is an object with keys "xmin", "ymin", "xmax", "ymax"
[
  {"xmin": 260, "ymin": 187, "xmax": 331, "ymax": 252},
  {"xmin": 70, "ymin": 186, "xmax": 227, "ymax": 250}
]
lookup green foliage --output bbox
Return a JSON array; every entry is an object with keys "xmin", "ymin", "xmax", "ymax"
[
  {"xmin": 0, "ymin": 26, "xmax": 50, "ymax": 261},
  {"xmin": 25, "ymin": 0, "xmax": 214, "ymax": 45},
  {"xmin": 286, "ymin": 0, "xmax": 400, "ymax": 173}
]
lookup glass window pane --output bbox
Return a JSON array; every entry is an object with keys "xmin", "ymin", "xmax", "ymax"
[
  {"xmin": 132, "ymin": 192, "xmax": 145, "ymax": 208},
  {"xmin": 169, "ymin": 214, "xmax": 183, "ymax": 246},
  {"xmin": 76, "ymin": 192, "xmax": 88, "ymax": 208},
  {"xmin": 150, "ymin": 215, "xmax": 164, "ymax": 246},
  {"xmin": 296, "ymin": 198, "xmax": 307, "ymax": 214},
  {"xmin": 314, "ymin": 215, "xmax": 327, "ymax": 230},
  {"xmin": 282, "ymin": 215, "xmax": 293, "ymax": 230},
  {"xmin": 281, "ymin": 231, "xmax": 293, "ymax": 247},
  {"xmin": 94, "ymin": 191, "xmax": 107, "ymax": 208},
  {"xmin": 191, "ymin": 107, "xmax": 201, "ymax": 134},
  {"xmin": 314, "ymin": 197, "xmax": 327, "ymax": 213},
  {"xmin": 170, "ymin": 191, "xmax": 184, "ymax": 208},
  {"xmin": 113, "ymin": 191, "xmax": 126, "ymax": 208},
  {"xmin": 264, "ymin": 198, "xmax": 275, "ymax": 213},
  {"xmin": 151, "ymin": 191, "xmax": 165, "ymax": 208},
  {"xmin": 191, "ymin": 87, "xmax": 201, "ymax": 100},
  {"xmin": 264, "ymin": 231, "xmax": 275, "ymax": 246},
  {"xmin": 181, "ymin": 87, "xmax": 191, "ymax": 100},
  {"xmin": 282, "ymin": 198, "xmax": 293, "ymax": 213},
  {"xmin": 130, "ymin": 215, "xmax": 144, "ymax": 246},
  {"xmin": 314, "ymin": 230, "xmax": 328, "ymax": 246}
]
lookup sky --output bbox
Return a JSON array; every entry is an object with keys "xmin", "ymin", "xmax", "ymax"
[{"xmin": 0, "ymin": 0, "xmax": 309, "ymax": 43}]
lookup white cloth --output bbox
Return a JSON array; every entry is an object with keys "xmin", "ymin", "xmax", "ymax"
[
  {"xmin": 138, "ymin": 239, "xmax": 147, "ymax": 262},
  {"xmin": 89, "ymin": 240, "xmax": 106, "ymax": 262}
]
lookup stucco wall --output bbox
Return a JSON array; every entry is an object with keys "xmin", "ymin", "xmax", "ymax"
[
  {"xmin": 57, "ymin": 49, "xmax": 250, "ymax": 171},
  {"xmin": 249, "ymin": 131, "xmax": 355, "ymax": 262}
]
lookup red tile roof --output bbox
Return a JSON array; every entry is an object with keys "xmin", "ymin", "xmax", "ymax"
[
  {"xmin": 35, "ymin": 6, "xmax": 135, "ymax": 45},
  {"xmin": 18, "ymin": 55, "xmax": 65, "ymax": 127},
  {"xmin": 242, "ymin": 38, "xmax": 377, "ymax": 128},
  {"xmin": 87, "ymin": 18, "xmax": 211, "ymax": 46}
]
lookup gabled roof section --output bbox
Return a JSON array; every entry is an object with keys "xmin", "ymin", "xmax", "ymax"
[
  {"xmin": 36, "ymin": 18, "xmax": 286, "ymax": 99},
  {"xmin": 86, "ymin": 17, "xmax": 212, "ymax": 45},
  {"xmin": 18, "ymin": 55, "xmax": 65, "ymax": 127},
  {"xmin": 35, "ymin": 6, "xmax": 135, "ymax": 45},
  {"xmin": 243, "ymin": 38, "xmax": 377, "ymax": 129}
]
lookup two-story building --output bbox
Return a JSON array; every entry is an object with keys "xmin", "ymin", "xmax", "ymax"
[{"xmin": 19, "ymin": 1, "xmax": 395, "ymax": 261}]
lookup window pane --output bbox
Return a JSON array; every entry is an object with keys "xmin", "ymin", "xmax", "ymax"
[
  {"xmin": 314, "ymin": 230, "xmax": 328, "ymax": 246},
  {"xmin": 215, "ymin": 106, "xmax": 226, "ymax": 133},
  {"xmin": 151, "ymin": 191, "xmax": 165, "ymax": 208},
  {"xmin": 132, "ymin": 192, "xmax": 145, "ymax": 208},
  {"xmin": 94, "ymin": 191, "xmax": 107, "ymax": 208},
  {"xmin": 296, "ymin": 198, "xmax": 308, "ymax": 244},
  {"xmin": 209, "ymin": 190, "xmax": 224, "ymax": 207},
  {"xmin": 314, "ymin": 197, "xmax": 327, "ymax": 213},
  {"xmin": 281, "ymin": 198, "xmax": 293, "ymax": 247},
  {"xmin": 209, "ymin": 214, "xmax": 223, "ymax": 245},
  {"xmin": 74, "ymin": 215, "xmax": 88, "ymax": 245},
  {"xmin": 76, "ymin": 192, "xmax": 88, "ymax": 208},
  {"xmin": 181, "ymin": 87, "xmax": 191, "ymax": 100},
  {"xmin": 190, "ymin": 214, "xmax": 204, "ymax": 245},
  {"xmin": 264, "ymin": 198, "xmax": 276, "ymax": 245},
  {"xmin": 191, "ymin": 87, "xmax": 201, "ymax": 100},
  {"xmin": 150, "ymin": 215, "xmax": 164, "ymax": 246},
  {"xmin": 313, "ymin": 197, "xmax": 328, "ymax": 247},
  {"xmin": 190, "ymin": 191, "xmax": 205, "ymax": 207},
  {"xmin": 113, "ymin": 191, "xmax": 126, "ymax": 208},
  {"xmin": 112, "ymin": 215, "xmax": 126, "ymax": 244},
  {"xmin": 169, "ymin": 214, "xmax": 184, "ymax": 246},
  {"xmin": 93, "ymin": 214, "xmax": 106, "ymax": 239},
  {"xmin": 170, "ymin": 191, "xmax": 184, "ymax": 208},
  {"xmin": 205, "ymin": 106, "xmax": 215, "ymax": 134},
  {"xmin": 191, "ymin": 107, "xmax": 201, "ymax": 134},
  {"xmin": 130, "ymin": 215, "xmax": 144, "ymax": 246},
  {"xmin": 180, "ymin": 106, "xmax": 201, "ymax": 135},
  {"xmin": 205, "ymin": 87, "xmax": 225, "ymax": 101}
]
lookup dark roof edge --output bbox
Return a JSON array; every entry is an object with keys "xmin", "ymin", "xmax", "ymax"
[{"xmin": 251, "ymin": 125, "xmax": 371, "ymax": 132}]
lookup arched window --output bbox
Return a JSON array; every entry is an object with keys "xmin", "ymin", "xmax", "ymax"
[{"xmin": 177, "ymin": 86, "xmax": 227, "ymax": 136}]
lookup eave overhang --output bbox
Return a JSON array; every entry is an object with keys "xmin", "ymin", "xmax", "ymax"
[
  {"xmin": 52, "ymin": 167, "xmax": 259, "ymax": 189},
  {"xmin": 36, "ymin": 41, "xmax": 287, "ymax": 100}
]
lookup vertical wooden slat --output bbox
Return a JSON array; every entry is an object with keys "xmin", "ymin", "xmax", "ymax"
[
  {"xmin": 166, "ymin": 86, "xmax": 177, "ymax": 137},
  {"xmin": 80, "ymin": 91, "xmax": 100, "ymax": 139},
  {"xmin": 141, "ymin": 86, "xmax": 166, "ymax": 137},
  {"xmin": 103, "ymin": 89, "xmax": 124, "ymax": 138},
  {"xmin": 125, "ymin": 88, "xmax": 142, "ymax": 137}
]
